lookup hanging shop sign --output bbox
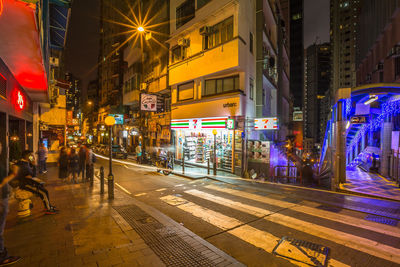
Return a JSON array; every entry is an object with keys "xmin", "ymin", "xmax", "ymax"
[
  {"xmin": 108, "ymin": 114, "xmax": 124, "ymax": 125},
  {"xmin": 254, "ymin": 117, "xmax": 278, "ymax": 130},
  {"xmin": 350, "ymin": 116, "xmax": 368, "ymax": 124},
  {"xmin": 11, "ymin": 88, "xmax": 26, "ymax": 110},
  {"xmin": 171, "ymin": 117, "xmax": 228, "ymax": 130},
  {"xmin": 140, "ymin": 93, "xmax": 157, "ymax": 111},
  {"xmin": 227, "ymin": 119, "xmax": 235, "ymax": 130}
]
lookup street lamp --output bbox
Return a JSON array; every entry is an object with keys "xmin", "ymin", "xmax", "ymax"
[
  {"xmin": 212, "ymin": 129, "xmax": 217, "ymax": 175},
  {"xmin": 105, "ymin": 115, "xmax": 115, "ymax": 199},
  {"xmin": 137, "ymin": 26, "xmax": 145, "ymax": 32}
]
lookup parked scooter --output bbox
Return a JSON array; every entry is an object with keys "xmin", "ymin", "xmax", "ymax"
[{"xmin": 156, "ymin": 154, "xmax": 173, "ymax": 175}]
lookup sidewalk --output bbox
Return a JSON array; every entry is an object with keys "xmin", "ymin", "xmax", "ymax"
[{"xmin": 4, "ymin": 166, "xmax": 243, "ymax": 267}]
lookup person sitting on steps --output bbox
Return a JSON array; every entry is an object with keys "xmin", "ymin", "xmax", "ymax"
[{"xmin": 12, "ymin": 150, "xmax": 58, "ymax": 215}]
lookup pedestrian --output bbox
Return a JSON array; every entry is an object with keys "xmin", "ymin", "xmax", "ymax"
[
  {"xmin": 14, "ymin": 150, "xmax": 58, "ymax": 214},
  {"xmin": 58, "ymin": 147, "xmax": 68, "ymax": 181},
  {"xmin": 78, "ymin": 144, "xmax": 86, "ymax": 182},
  {"xmin": 37, "ymin": 142, "xmax": 48, "ymax": 174},
  {"xmin": 136, "ymin": 144, "xmax": 142, "ymax": 164},
  {"xmin": 85, "ymin": 145, "xmax": 95, "ymax": 183},
  {"xmin": 68, "ymin": 148, "xmax": 79, "ymax": 184},
  {"xmin": 0, "ymin": 142, "xmax": 21, "ymax": 265}
]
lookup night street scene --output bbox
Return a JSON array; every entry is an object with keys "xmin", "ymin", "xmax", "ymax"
[{"xmin": 2, "ymin": 0, "xmax": 400, "ymax": 266}]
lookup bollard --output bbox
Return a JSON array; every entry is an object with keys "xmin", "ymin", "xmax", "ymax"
[
  {"xmin": 100, "ymin": 166, "xmax": 104, "ymax": 194},
  {"xmin": 182, "ymin": 155, "xmax": 185, "ymax": 174},
  {"xmin": 108, "ymin": 174, "xmax": 114, "ymax": 200},
  {"xmin": 207, "ymin": 158, "xmax": 210, "ymax": 175}
]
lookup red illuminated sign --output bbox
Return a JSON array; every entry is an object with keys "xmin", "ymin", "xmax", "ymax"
[
  {"xmin": 12, "ymin": 88, "xmax": 26, "ymax": 110},
  {"xmin": 0, "ymin": 0, "xmax": 3, "ymax": 17}
]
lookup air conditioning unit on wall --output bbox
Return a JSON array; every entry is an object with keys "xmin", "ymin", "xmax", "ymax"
[
  {"xmin": 199, "ymin": 26, "xmax": 211, "ymax": 35},
  {"xmin": 178, "ymin": 38, "xmax": 190, "ymax": 47}
]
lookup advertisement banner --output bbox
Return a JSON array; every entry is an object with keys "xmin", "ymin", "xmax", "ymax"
[
  {"xmin": 109, "ymin": 114, "xmax": 124, "ymax": 125},
  {"xmin": 254, "ymin": 117, "xmax": 278, "ymax": 130},
  {"xmin": 141, "ymin": 94, "xmax": 157, "ymax": 111}
]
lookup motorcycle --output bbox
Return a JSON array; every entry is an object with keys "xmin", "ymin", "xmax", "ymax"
[{"xmin": 156, "ymin": 155, "xmax": 173, "ymax": 175}]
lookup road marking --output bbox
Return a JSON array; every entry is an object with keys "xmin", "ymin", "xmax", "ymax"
[
  {"xmin": 115, "ymin": 183, "xmax": 131, "ymax": 195},
  {"xmin": 160, "ymin": 195, "xmax": 349, "ymax": 267},
  {"xmin": 205, "ymin": 185, "xmax": 400, "ymax": 238},
  {"xmin": 134, "ymin": 193, "xmax": 146, "ymax": 197},
  {"xmin": 193, "ymin": 187, "xmax": 400, "ymax": 264},
  {"xmin": 174, "ymin": 184, "xmax": 184, "ymax": 187},
  {"xmin": 123, "ymin": 165, "xmax": 129, "ymax": 169},
  {"xmin": 156, "ymin": 188, "xmax": 167, "ymax": 192}
]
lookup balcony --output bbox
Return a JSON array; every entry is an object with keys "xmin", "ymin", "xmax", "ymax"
[{"xmin": 169, "ymin": 37, "xmax": 242, "ymax": 86}]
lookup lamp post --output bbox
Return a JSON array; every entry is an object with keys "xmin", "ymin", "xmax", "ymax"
[
  {"xmin": 105, "ymin": 115, "xmax": 115, "ymax": 200},
  {"xmin": 212, "ymin": 129, "xmax": 217, "ymax": 175}
]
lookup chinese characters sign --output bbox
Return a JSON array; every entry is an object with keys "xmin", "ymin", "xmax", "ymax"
[{"xmin": 12, "ymin": 88, "xmax": 26, "ymax": 110}]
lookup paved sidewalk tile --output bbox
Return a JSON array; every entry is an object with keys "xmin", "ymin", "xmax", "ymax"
[{"xmin": 4, "ymin": 165, "xmax": 243, "ymax": 267}]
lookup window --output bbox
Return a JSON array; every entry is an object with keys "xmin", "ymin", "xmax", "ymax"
[
  {"xmin": 204, "ymin": 16, "xmax": 233, "ymax": 50},
  {"xmin": 249, "ymin": 78, "xmax": 254, "ymax": 100},
  {"xmin": 249, "ymin": 32, "xmax": 253, "ymax": 54},
  {"xmin": 203, "ymin": 75, "xmax": 239, "ymax": 96},
  {"xmin": 176, "ymin": 0, "xmax": 195, "ymax": 29},
  {"xmin": 0, "ymin": 74, "xmax": 6, "ymax": 99},
  {"xmin": 395, "ymin": 57, "xmax": 400, "ymax": 78},
  {"xmin": 171, "ymin": 45, "xmax": 187, "ymax": 63},
  {"xmin": 178, "ymin": 81, "xmax": 194, "ymax": 101}
]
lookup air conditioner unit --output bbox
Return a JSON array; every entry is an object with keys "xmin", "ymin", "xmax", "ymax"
[
  {"xmin": 199, "ymin": 26, "xmax": 211, "ymax": 35},
  {"xmin": 140, "ymin": 83, "xmax": 147, "ymax": 90},
  {"xmin": 178, "ymin": 38, "xmax": 190, "ymax": 47}
]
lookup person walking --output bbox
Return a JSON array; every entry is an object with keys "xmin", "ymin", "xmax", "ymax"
[
  {"xmin": 58, "ymin": 147, "xmax": 68, "ymax": 181},
  {"xmin": 37, "ymin": 143, "xmax": 48, "ymax": 174},
  {"xmin": 78, "ymin": 144, "xmax": 86, "ymax": 182},
  {"xmin": 0, "ymin": 142, "xmax": 21, "ymax": 265},
  {"xmin": 85, "ymin": 145, "xmax": 95, "ymax": 183},
  {"xmin": 68, "ymin": 148, "xmax": 79, "ymax": 184},
  {"xmin": 136, "ymin": 144, "xmax": 142, "ymax": 164}
]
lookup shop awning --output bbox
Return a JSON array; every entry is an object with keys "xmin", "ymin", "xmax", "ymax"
[
  {"xmin": 0, "ymin": 0, "xmax": 47, "ymax": 102},
  {"xmin": 49, "ymin": 0, "xmax": 70, "ymax": 49}
]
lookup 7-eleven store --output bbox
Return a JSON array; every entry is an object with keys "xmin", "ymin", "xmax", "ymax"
[{"xmin": 171, "ymin": 117, "xmax": 239, "ymax": 173}]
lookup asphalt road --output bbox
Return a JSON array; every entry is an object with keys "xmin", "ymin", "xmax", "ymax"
[{"xmin": 95, "ymin": 157, "xmax": 400, "ymax": 267}]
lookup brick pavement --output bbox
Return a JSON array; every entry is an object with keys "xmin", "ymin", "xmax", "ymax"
[{"xmin": 4, "ymin": 166, "xmax": 243, "ymax": 267}]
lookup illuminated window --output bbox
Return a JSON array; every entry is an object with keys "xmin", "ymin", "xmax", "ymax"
[{"xmin": 292, "ymin": 13, "xmax": 302, "ymax": 20}]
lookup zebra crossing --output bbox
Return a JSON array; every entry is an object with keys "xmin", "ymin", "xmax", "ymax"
[{"xmin": 157, "ymin": 184, "xmax": 400, "ymax": 266}]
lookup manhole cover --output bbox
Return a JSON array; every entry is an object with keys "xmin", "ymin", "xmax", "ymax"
[
  {"xmin": 273, "ymin": 236, "xmax": 330, "ymax": 267},
  {"xmin": 365, "ymin": 215, "xmax": 399, "ymax": 226}
]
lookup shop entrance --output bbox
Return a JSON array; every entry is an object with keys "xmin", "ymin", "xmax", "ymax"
[
  {"xmin": 8, "ymin": 116, "xmax": 26, "ymax": 162},
  {"xmin": 174, "ymin": 129, "xmax": 234, "ymax": 172}
]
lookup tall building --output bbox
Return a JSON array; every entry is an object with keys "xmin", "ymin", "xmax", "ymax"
[
  {"xmin": 122, "ymin": 0, "xmax": 170, "ymax": 149},
  {"xmin": 98, "ymin": 0, "xmax": 127, "ymax": 121},
  {"xmin": 303, "ymin": 43, "xmax": 331, "ymax": 148},
  {"xmin": 65, "ymin": 72, "xmax": 81, "ymax": 115},
  {"xmin": 289, "ymin": 0, "xmax": 304, "ymax": 108},
  {"xmin": 168, "ymin": 0, "xmax": 290, "ymax": 175},
  {"xmin": 330, "ymin": 0, "xmax": 361, "ymax": 93}
]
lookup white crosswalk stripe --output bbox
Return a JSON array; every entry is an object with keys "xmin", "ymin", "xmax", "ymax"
[
  {"xmin": 184, "ymin": 186, "xmax": 400, "ymax": 265},
  {"xmin": 205, "ymin": 184, "xmax": 400, "ymax": 238},
  {"xmin": 160, "ymin": 194, "xmax": 349, "ymax": 267}
]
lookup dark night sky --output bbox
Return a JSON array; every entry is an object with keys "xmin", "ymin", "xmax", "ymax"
[
  {"xmin": 64, "ymin": 0, "xmax": 100, "ymax": 97},
  {"xmin": 63, "ymin": 0, "xmax": 329, "ymax": 94},
  {"xmin": 304, "ymin": 0, "xmax": 330, "ymax": 48}
]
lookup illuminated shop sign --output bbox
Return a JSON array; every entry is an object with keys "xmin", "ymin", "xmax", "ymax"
[
  {"xmin": 108, "ymin": 114, "xmax": 124, "ymax": 125},
  {"xmin": 12, "ymin": 88, "xmax": 26, "ymax": 110},
  {"xmin": 254, "ymin": 117, "xmax": 278, "ymax": 130},
  {"xmin": 350, "ymin": 116, "xmax": 368, "ymax": 124},
  {"xmin": 171, "ymin": 117, "xmax": 228, "ymax": 130}
]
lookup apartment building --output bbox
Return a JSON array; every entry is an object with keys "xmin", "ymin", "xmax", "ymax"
[{"xmin": 168, "ymin": 0, "xmax": 290, "ymax": 175}]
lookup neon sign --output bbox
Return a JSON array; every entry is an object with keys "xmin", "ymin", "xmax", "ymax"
[
  {"xmin": 254, "ymin": 117, "xmax": 278, "ymax": 130},
  {"xmin": 12, "ymin": 89, "xmax": 26, "ymax": 110},
  {"xmin": 0, "ymin": 0, "xmax": 3, "ymax": 17}
]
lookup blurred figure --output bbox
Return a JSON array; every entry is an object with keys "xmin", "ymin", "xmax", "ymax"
[
  {"xmin": 68, "ymin": 148, "xmax": 79, "ymax": 184},
  {"xmin": 78, "ymin": 144, "xmax": 86, "ymax": 181},
  {"xmin": 0, "ymin": 142, "xmax": 21, "ymax": 265},
  {"xmin": 37, "ymin": 143, "xmax": 48, "ymax": 174},
  {"xmin": 14, "ymin": 150, "xmax": 58, "ymax": 214},
  {"xmin": 136, "ymin": 144, "xmax": 142, "ymax": 164},
  {"xmin": 58, "ymin": 147, "xmax": 68, "ymax": 181},
  {"xmin": 85, "ymin": 145, "xmax": 95, "ymax": 183}
]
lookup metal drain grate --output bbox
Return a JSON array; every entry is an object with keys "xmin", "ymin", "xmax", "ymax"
[
  {"xmin": 364, "ymin": 215, "xmax": 399, "ymax": 226},
  {"xmin": 273, "ymin": 236, "xmax": 330, "ymax": 267},
  {"xmin": 113, "ymin": 205, "xmax": 215, "ymax": 267},
  {"xmin": 316, "ymin": 205, "xmax": 342, "ymax": 213}
]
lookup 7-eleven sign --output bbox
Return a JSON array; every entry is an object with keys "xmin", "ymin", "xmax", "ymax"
[{"xmin": 254, "ymin": 117, "xmax": 278, "ymax": 130}]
